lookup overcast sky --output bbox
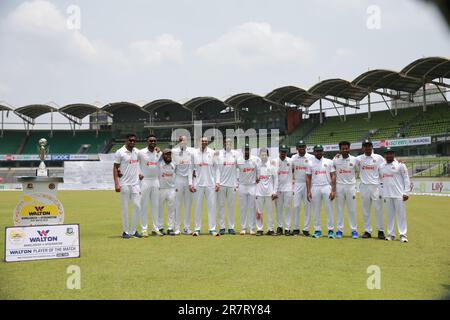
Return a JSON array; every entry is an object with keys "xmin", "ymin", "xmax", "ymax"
[{"xmin": 0, "ymin": 0, "xmax": 449, "ymax": 127}]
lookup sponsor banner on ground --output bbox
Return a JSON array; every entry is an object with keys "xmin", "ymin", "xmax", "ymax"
[
  {"xmin": 51, "ymin": 154, "xmax": 70, "ymax": 161},
  {"xmin": 0, "ymin": 154, "xmax": 98, "ymax": 161},
  {"xmin": 410, "ymin": 179, "xmax": 450, "ymax": 195},
  {"xmin": 5, "ymin": 224, "xmax": 80, "ymax": 262}
]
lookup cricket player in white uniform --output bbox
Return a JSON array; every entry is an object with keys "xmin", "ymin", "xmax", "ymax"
[
  {"xmin": 236, "ymin": 144, "xmax": 259, "ymax": 235},
  {"xmin": 216, "ymin": 138, "xmax": 239, "ymax": 235},
  {"xmin": 357, "ymin": 139, "xmax": 385, "ymax": 239},
  {"xmin": 172, "ymin": 135, "xmax": 195, "ymax": 235},
  {"xmin": 158, "ymin": 149, "xmax": 177, "ymax": 236},
  {"xmin": 189, "ymin": 137, "xmax": 220, "ymax": 236},
  {"xmin": 306, "ymin": 144, "xmax": 336, "ymax": 239},
  {"xmin": 379, "ymin": 148, "xmax": 410, "ymax": 243},
  {"xmin": 256, "ymin": 148, "xmax": 278, "ymax": 236},
  {"xmin": 333, "ymin": 141, "xmax": 359, "ymax": 239},
  {"xmin": 113, "ymin": 134, "xmax": 142, "ymax": 239},
  {"xmin": 138, "ymin": 135, "xmax": 163, "ymax": 237},
  {"xmin": 291, "ymin": 140, "xmax": 314, "ymax": 236},
  {"xmin": 273, "ymin": 144, "xmax": 294, "ymax": 236}
]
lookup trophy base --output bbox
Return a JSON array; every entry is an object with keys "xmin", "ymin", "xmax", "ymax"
[{"xmin": 36, "ymin": 169, "xmax": 49, "ymax": 177}]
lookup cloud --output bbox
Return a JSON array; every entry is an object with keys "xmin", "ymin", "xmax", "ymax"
[
  {"xmin": 1, "ymin": 0, "xmax": 183, "ymax": 67},
  {"xmin": 196, "ymin": 22, "xmax": 314, "ymax": 69}
]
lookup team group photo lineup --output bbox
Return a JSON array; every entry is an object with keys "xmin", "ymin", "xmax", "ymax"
[{"xmin": 115, "ymin": 133, "xmax": 410, "ymax": 242}]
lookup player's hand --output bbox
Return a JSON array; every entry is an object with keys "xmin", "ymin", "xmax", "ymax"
[
  {"xmin": 189, "ymin": 185, "xmax": 196, "ymax": 193},
  {"xmin": 115, "ymin": 184, "xmax": 121, "ymax": 193},
  {"xmin": 215, "ymin": 184, "xmax": 220, "ymax": 192},
  {"xmin": 271, "ymin": 193, "xmax": 278, "ymax": 201},
  {"xmin": 334, "ymin": 153, "xmax": 341, "ymax": 159},
  {"xmin": 155, "ymin": 146, "xmax": 161, "ymax": 153},
  {"xmin": 329, "ymin": 191, "xmax": 335, "ymax": 201},
  {"xmin": 256, "ymin": 178, "xmax": 260, "ymax": 183},
  {"xmin": 256, "ymin": 211, "xmax": 262, "ymax": 220},
  {"xmin": 307, "ymin": 191, "xmax": 312, "ymax": 202},
  {"xmin": 403, "ymin": 195, "xmax": 409, "ymax": 201},
  {"xmin": 139, "ymin": 174, "xmax": 144, "ymax": 180}
]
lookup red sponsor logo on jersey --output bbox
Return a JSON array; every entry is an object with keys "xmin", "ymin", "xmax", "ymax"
[
  {"xmin": 200, "ymin": 162, "xmax": 209, "ymax": 167},
  {"xmin": 243, "ymin": 168, "xmax": 254, "ymax": 173},
  {"xmin": 162, "ymin": 173, "xmax": 174, "ymax": 177},
  {"xmin": 362, "ymin": 165, "xmax": 375, "ymax": 170},
  {"xmin": 295, "ymin": 166, "xmax": 307, "ymax": 170},
  {"xmin": 129, "ymin": 160, "xmax": 138, "ymax": 164},
  {"xmin": 278, "ymin": 170, "xmax": 290, "ymax": 175},
  {"xmin": 223, "ymin": 162, "xmax": 235, "ymax": 166},
  {"xmin": 314, "ymin": 170, "xmax": 326, "ymax": 175},
  {"xmin": 259, "ymin": 175, "xmax": 269, "ymax": 180},
  {"xmin": 146, "ymin": 161, "xmax": 158, "ymax": 166},
  {"xmin": 382, "ymin": 173, "xmax": 394, "ymax": 178},
  {"xmin": 339, "ymin": 169, "xmax": 353, "ymax": 174}
]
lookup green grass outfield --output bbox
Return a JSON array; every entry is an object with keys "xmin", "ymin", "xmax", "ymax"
[{"xmin": 1, "ymin": 190, "xmax": 449, "ymax": 300}]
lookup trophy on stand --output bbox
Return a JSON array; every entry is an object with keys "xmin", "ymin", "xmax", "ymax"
[
  {"xmin": 13, "ymin": 138, "xmax": 65, "ymax": 226},
  {"xmin": 37, "ymin": 138, "xmax": 49, "ymax": 177}
]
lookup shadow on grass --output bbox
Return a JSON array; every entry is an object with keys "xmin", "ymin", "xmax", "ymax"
[{"xmin": 441, "ymin": 284, "xmax": 450, "ymax": 300}]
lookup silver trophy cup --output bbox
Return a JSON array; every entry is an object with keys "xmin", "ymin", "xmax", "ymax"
[{"xmin": 37, "ymin": 138, "xmax": 49, "ymax": 177}]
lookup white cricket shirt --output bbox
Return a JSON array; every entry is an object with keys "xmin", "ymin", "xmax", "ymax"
[
  {"xmin": 357, "ymin": 153, "xmax": 384, "ymax": 185},
  {"xmin": 114, "ymin": 146, "xmax": 140, "ymax": 186},
  {"xmin": 272, "ymin": 157, "xmax": 294, "ymax": 192},
  {"xmin": 237, "ymin": 155, "xmax": 259, "ymax": 185},
  {"xmin": 333, "ymin": 155, "xmax": 358, "ymax": 185},
  {"xmin": 217, "ymin": 149, "xmax": 239, "ymax": 187},
  {"xmin": 172, "ymin": 147, "xmax": 193, "ymax": 178},
  {"xmin": 158, "ymin": 161, "xmax": 176, "ymax": 189},
  {"xmin": 256, "ymin": 161, "xmax": 278, "ymax": 196},
  {"xmin": 291, "ymin": 152, "xmax": 314, "ymax": 183},
  {"xmin": 307, "ymin": 157, "xmax": 335, "ymax": 186},
  {"xmin": 379, "ymin": 160, "xmax": 411, "ymax": 199},
  {"xmin": 189, "ymin": 147, "xmax": 219, "ymax": 187}
]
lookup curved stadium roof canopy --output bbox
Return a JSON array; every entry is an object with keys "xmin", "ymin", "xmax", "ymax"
[{"xmin": 2, "ymin": 56, "xmax": 448, "ymax": 129}]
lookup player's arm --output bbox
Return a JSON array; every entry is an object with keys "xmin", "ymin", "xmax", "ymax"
[
  {"xmin": 401, "ymin": 163, "xmax": 410, "ymax": 201},
  {"xmin": 306, "ymin": 174, "xmax": 312, "ymax": 202},
  {"xmin": 188, "ymin": 154, "xmax": 196, "ymax": 192},
  {"xmin": 271, "ymin": 168, "xmax": 278, "ymax": 201},
  {"xmin": 113, "ymin": 163, "xmax": 121, "ymax": 192},
  {"xmin": 214, "ymin": 155, "xmax": 220, "ymax": 192},
  {"xmin": 330, "ymin": 171, "xmax": 336, "ymax": 200}
]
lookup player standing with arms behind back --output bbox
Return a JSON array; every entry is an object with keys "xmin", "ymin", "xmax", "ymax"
[
  {"xmin": 291, "ymin": 140, "xmax": 314, "ymax": 236},
  {"xmin": 306, "ymin": 145, "xmax": 336, "ymax": 239},
  {"xmin": 379, "ymin": 148, "xmax": 411, "ymax": 243},
  {"xmin": 357, "ymin": 139, "xmax": 385, "ymax": 239},
  {"xmin": 189, "ymin": 137, "xmax": 220, "ymax": 236},
  {"xmin": 113, "ymin": 134, "xmax": 142, "ymax": 239},
  {"xmin": 333, "ymin": 141, "xmax": 359, "ymax": 239}
]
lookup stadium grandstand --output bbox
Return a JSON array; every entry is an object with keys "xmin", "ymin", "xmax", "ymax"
[{"xmin": 0, "ymin": 56, "xmax": 449, "ymax": 180}]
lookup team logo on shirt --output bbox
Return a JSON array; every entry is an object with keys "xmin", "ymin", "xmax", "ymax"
[
  {"xmin": 324, "ymin": 164, "xmax": 328, "ymax": 167},
  {"xmin": 349, "ymin": 163, "xmax": 353, "ymax": 167},
  {"xmin": 304, "ymin": 159, "xmax": 308, "ymax": 163}
]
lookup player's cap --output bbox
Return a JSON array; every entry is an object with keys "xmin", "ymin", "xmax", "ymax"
[
  {"xmin": 362, "ymin": 139, "xmax": 373, "ymax": 146},
  {"xmin": 296, "ymin": 140, "xmax": 306, "ymax": 148},
  {"xmin": 244, "ymin": 143, "xmax": 250, "ymax": 150},
  {"xmin": 279, "ymin": 144, "xmax": 289, "ymax": 152},
  {"xmin": 313, "ymin": 144, "xmax": 324, "ymax": 151},
  {"xmin": 384, "ymin": 147, "xmax": 395, "ymax": 154},
  {"xmin": 162, "ymin": 148, "xmax": 172, "ymax": 154}
]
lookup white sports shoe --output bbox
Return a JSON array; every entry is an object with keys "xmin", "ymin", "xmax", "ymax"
[
  {"xmin": 174, "ymin": 230, "xmax": 181, "ymax": 235},
  {"xmin": 249, "ymin": 230, "xmax": 256, "ymax": 235},
  {"xmin": 385, "ymin": 235, "xmax": 395, "ymax": 241},
  {"xmin": 183, "ymin": 228, "xmax": 192, "ymax": 235},
  {"xmin": 240, "ymin": 230, "xmax": 246, "ymax": 235},
  {"xmin": 400, "ymin": 235, "xmax": 408, "ymax": 243}
]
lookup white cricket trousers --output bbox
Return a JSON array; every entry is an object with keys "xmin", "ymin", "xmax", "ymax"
[
  {"xmin": 335, "ymin": 184, "xmax": 357, "ymax": 232},
  {"xmin": 217, "ymin": 186, "xmax": 236, "ymax": 230},
  {"xmin": 311, "ymin": 185, "xmax": 334, "ymax": 231},
  {"xmin": 175, "ymin": 176, "xmax": 192, "ymax": 232},
  {"xmin": 194, "ymin": 186, "xmax": 217, "ymax": 232},
  {"xmin": 293, "ymin": 183, "xmax": 311, "ymax": 231},
  {"xmin": 384, "ymin": 198, "xmax": 407, "ymax": 237},
  {"xmin": 256, "ymin": 196, "xmax": 274, "ymax": 231},
  {"xmin": 276, "ymin": 191, "xmax": 293, "ymax": 230},
  {"xmin": 160, "ymin": 188, "xmax": 176, "ymax": 230},
  {"xmin": 120, "ymin": 184, "xmax": 141, "ymax": 234},
  {"xmin": 360, "ymin": 183, "xmax": 384, "ymax": 233},
  {"xmin": 140, "ymin": 180, "xmax": 160, "ymax": 232},
  {"xmin": 238, "ymin": 185, "xmax": 256, "ymax": 232}
]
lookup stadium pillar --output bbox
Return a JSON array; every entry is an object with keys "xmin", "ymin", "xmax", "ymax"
[
  {"xmin": 367, "ymin": 93, "xmax": 371, "ymax": 120},
  {"xmin": 423, "ymin": 83, "xmax": 427, "ymax": 112},
  {"xmin": 319, "ymin": 99, "xmax": 323, "ymax": 124},
  {"xmin": 1, "ymin": 110, "xmax": 3, "ymax": 138},
  {"xmin": 50, "ymin": 109, "xmax": 53, "ymax": 138}
]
